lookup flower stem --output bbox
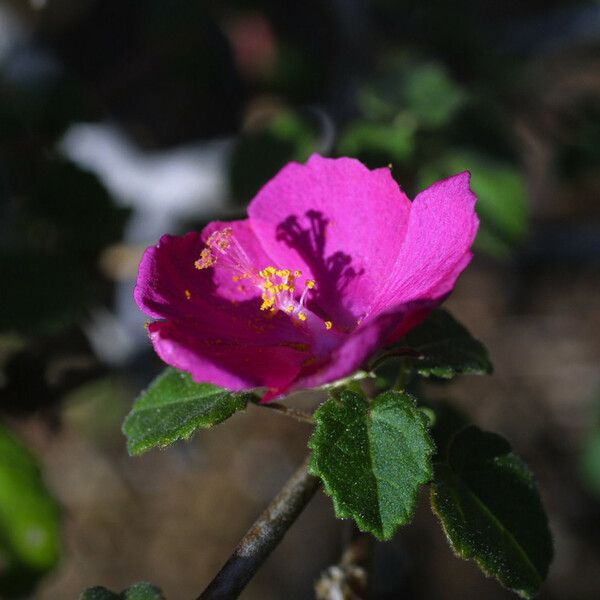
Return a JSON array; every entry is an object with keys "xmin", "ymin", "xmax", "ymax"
[
  {"xmin": 254, "ymin": 400, "xmax": 316, "ymax": 424},
  {"xmin": 197, "ymin": 454, "xmax": 320, "ymax": 600}
]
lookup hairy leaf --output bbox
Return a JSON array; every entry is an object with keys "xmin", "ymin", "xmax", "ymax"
[
  {"xmin": 400, "ymin": 309, "xmax": 493, "ymax": 378},
  {"xmin": 122, "ymin": 368, "xmax": 250, "ymax": 456},
  {"xmin": 431, "ymin": 426, "xmax": 553, "ymax": 598},
  {"xmin": 309, "ymin": 389, "xmax": 434, "ymax": 540}
]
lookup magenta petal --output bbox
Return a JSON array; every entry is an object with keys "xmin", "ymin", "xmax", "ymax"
[
  {"xmin": 200, "ymin": 219, "xmax": 273, "ymax": 302},
  {"xmin": 134, "ymin": 158, "xmax": 479, "ymax": 399},
  {"xmin": 294, "ymin": 300, "xmax": 435, "ymax": 390},
  {"xmin": 134, "ymin": 231, "xmax": 209, "ymax": 321},
  {"xmin": 371, "ymin": 172, "xmax": 478, "ymax": 314},
  {"xmin": 134, "ymin": 221, "xmax": 274, "ymax": 320},
  {"xmin": 135, "ymin": 229, "xmax": 314, "ymax": 393},
  {"xmin": 148, "ymin": 321, "xmax": 308, "ymax": 393},
  {"xmin": 248, "ymin": 155, "xmax": 411, "ymax": 329}
]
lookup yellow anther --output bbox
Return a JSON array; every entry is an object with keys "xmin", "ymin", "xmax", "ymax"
[
  {"xmin": 294, "ymin": 270, "xmax": 302, "ymax": 278},
  {"xmin": 184, "ymin": 289, "xmax": 192, "ymax": 300},
  {"xmin": 306, "ymin": 279, "xmax": 316, "ymax": 289},
  {"xmin": 276, "ymin": 269, "xmax": 291, "ymax": 278},
  {"xmin": 195, "ymin": 248, "xmax": 216, "ymax": 270},
  {"xmin": 285, "ymin": 306, "xmax": 295, "ymax": 313},
  {"xmin": 298, "ymin": 312, "xmax": 307, "ymax": 321},
  {"xmin": 325, "ymin": 320, "xmax": 333, "ymax": 330}
]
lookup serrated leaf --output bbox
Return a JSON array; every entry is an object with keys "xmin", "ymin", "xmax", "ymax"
[
  {"xmin": 0, "ymin": 425, "xmax": 61, "ymax": 597},
  {"xmin": 400, "ymin": 309, "xmax": 493, "ymax": 378},
  {"xmin": 79, "ymin": 582, "xmax": 164, "ymax": 600},
  {"xmin": 309, "ymin": 389, "xmax": 434, "ymax": 540},
  {"xmin": 431, "ymin": 426, "xmax": 553, "ymax": 599},
  {"xmin": 122, "ymin": 368, "xmax": 251, "ymax": 456}
]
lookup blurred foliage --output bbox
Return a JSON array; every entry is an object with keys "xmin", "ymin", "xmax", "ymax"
[
  {"xmin": 333, "ymin": 56, "xmax": 530, "ymax": 259},
  {"xmin": 419, "ymin": 151, "xmax": 529, "ymax": 258},
  {"xmin": 0, "ymin": 159, "xmax": 128, "ymax": 334},
  {"xmin": 229, "ymin": 110, "xmax": 320, "ymax": 200},
  {"xmin": 62, "ymin": 377, "xmax": 132, "ymax": 446},
  {"xmin": 0, "ymin": 425, "xmax": 60, "ymax": 598},
  {"xmin": 580, "ymin": 394, "xmax": 600, "ymax": 497}
]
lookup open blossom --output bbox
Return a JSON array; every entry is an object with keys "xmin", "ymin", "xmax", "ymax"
[{"xmin": 135, "ymin": 155, "xmax": 478, "ymax": 401}]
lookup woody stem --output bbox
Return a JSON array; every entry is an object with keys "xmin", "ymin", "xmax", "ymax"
[{"xmin": 197, "ymin": 454, "xmax": 320, "ymax": 600}]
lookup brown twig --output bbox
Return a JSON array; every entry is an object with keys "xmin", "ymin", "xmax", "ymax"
[{"xmin": 197, "ymin": 454, "xmax": 320, "ymax": 600}]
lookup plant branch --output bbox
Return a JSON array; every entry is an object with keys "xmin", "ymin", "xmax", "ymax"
[
  {"xmin": 253, "ymin": 400, "xmax": 315, "ymax": 424},
  {"xmin": 197, "ymin": 454, "xmax": 320, "ymax": 600}
]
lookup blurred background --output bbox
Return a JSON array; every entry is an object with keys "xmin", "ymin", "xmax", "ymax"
[{"xmin": 0, "ymin": 0, "xmax": 599, "ymax": 598}]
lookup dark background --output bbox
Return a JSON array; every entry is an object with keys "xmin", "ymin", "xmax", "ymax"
[{"xmin": 0, "ymin": 1, "xmax": 599, "ymax": 598}]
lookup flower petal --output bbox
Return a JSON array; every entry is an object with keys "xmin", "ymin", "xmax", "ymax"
[
  {"xmin": 134, "ymin": 220, "xmax": 271, "ymax": 320},
  {"xmin": 135, "ymin": 228, "xmax": 315, "ymax": 394},
  {"xmin": 148, "ymin": 320, "xmax": 308, "ymax": 393},
  {"xmin": 370, "ymin": 172, "xmax": 478, "ymax": 315},
  {"xmin": 294, "ymin": 300, "xmax": 435, "ymax": 390},
  {"xmin": 248, "ymin": 154, "xmax": 411, "ymax": 329}
]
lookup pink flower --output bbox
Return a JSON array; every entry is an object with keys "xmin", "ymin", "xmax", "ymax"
[{"xmin": 135, "ymin": 155, "xmax": 478, "ymax": 401}]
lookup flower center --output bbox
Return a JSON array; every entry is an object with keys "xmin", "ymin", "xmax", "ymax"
[{"xmin": 195, "ymin": 227, "xmax": 333, "ymax": 330}]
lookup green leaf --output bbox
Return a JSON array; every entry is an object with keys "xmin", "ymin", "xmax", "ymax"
[
  {"xmin": 337, "ymin": 119, "xmax": 415, "ymax": 167},
  {"xmin": 580, "ymin": 427, "xmax": 600, "ymax": 497},
  {"xmin": 0, "ymin": 425, "xmax": 61, "ymax": 597},
  {"xmin": 122, "ymin": 368, "xmax": 250, "ymax": 456},
  {"xmin": 431, "ymin": 426, "xmax": 553, "ymax": 598},
  {"xmin": 403, "ymin": 62, "xmax": 466, "ymax": 129},
  {"xmin": 399, "ymin": 309, "xmax": 493, "ymax": 378},
  {"xmin": 79, "ymin": 582, "xmax": 165, "ymax": 600},
  {"xmin": 309, "ymin": 389, "xmax": 434, "ymax": 540}
]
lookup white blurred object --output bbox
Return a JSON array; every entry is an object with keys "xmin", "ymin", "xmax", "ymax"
[
  {"xmin": 60, "ymin": 122, "xmax": 232, "ymax": 241},
  {"xmin": 60, "ymin": 122, "xmax": 233, "ymax": 364}
]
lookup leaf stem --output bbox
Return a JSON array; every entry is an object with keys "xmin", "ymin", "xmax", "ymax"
[
  {"xmin": 253, "ymin": 400, "xmax": 316, "ymax": 424},
  {"xmin": 197, "ymin": 454, "xmax": 320, "ymax": 600}
]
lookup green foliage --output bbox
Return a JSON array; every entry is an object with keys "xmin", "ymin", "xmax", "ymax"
[
  {"xmin": 431, "ymin": 426, "xmax": 553, "ymax": 598},
  {"xmin": 579, "ymin": 394, "xmax": 600, "ymax": 496},
  {"xmin": 580, "ymin": 429, "xmax": 600, "ymax": 496},
  {"xmin": 309, "ymin": 389, "xmax": 434, "ymax": 540},
  {"xmin": 0, "ymin": 425, "xmax": 61, "ymax": 597},
  {"xmin": 419, "ymin": 151, "xmax": 529, "ymax": 259},
  {"xmin": 122, "ymin": 368, "xmax": 251, "ymax": 456},
  {"xmin": 337, "ymin": 119, "xmax": 415, "ymax": 168},
  {"xmin": 357, "ymin": 58, "xmax": 466, "ymax": 130},
  {"xmin": 79, "ymin": 582, "xmax": 164, "ymax": 600},
  {"xmin": 229, "ymin": 110, "xmax": 319, "ymax": 200},
  {"xmin": 398, "ymin": 309, "xmax": 493, "ymax": 379},
  {"xmin": 403, "ymin": 63, "xmax": 466, "ymax": 129}
]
